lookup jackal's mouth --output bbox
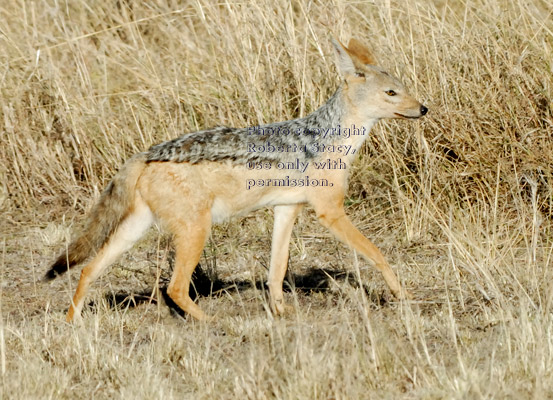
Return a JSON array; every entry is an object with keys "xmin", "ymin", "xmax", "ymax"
[{"xmin": 394, "ymin": 112, "xmax": 422, "ymax": 119}]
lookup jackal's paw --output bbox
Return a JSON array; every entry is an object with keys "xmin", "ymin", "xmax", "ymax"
[
  {"xmin": 199, "ymin": 314, "xmax": 217, "ymax": 323},
  {"xmin": 187, "ymin": 307, "xmax": 217, "ymax": 322},
  {"xmin": 394, "ymin": 288, "xmax": 413, "ymax": 301},
  {"xmin": 66, "ymin": 307, "xmax": 82, "ymax": 324},
  {"xmin": 270, "ymin": 298, "xmax": 294, "ymax": 316}
]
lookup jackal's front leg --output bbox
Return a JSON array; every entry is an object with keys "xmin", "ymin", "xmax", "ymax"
[
  {"xmin": 315, "ymin": 206, "xmax": 408, "ymax": 299},
  {"xmin": 267, "ymin": 204, "xmax": 303, "ymax": 314}
]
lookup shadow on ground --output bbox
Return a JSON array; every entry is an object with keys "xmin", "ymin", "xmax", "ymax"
[{"xmin": 93, "ymin": 264, "xmax": 389, "ymax": 318}]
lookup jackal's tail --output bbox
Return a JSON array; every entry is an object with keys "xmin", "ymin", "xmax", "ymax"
[{"xmin": 45, "ymin": 153, "xmax": 148, "ymax": 280}]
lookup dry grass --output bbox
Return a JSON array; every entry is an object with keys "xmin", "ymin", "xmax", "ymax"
[{"xmin": 1, "ymin": 0, "xmax": 553, "ymax": 398}]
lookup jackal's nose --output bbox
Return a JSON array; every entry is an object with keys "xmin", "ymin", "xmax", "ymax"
[{"xmin": 420, "ymin": 105, "xmax": 428, "ymax": 115}]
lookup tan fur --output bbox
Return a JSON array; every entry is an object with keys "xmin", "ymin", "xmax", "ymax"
[
  {"xmin": 50, "ymin": 38, "xmax": 427, "ymax": 322},
  {"xmin": 346, "ymin": 38, "xmax": 376, "ymax": 66}
]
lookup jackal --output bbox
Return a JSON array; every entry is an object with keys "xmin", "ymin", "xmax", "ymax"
[{"xmin": 46, "ymin": 38, "xmax": 428, "ymax": 321}]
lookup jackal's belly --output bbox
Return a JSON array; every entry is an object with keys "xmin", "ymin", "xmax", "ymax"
[
  {"xmin": 138, "ymin": 161, "xmax": 309, "ymax": 224},
  {"xmin": 209, "ymin": 165, "xmax": 310, "ymax": 223},
  {"xmin": 210, "ymin": 184, "xmax": 308, "ymax": 223}
]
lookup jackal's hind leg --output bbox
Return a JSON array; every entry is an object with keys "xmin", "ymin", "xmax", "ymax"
[
  {"xmin": 66, "ymin": 199, "xmax": 153, "ymax": 322},
  {"xmin": 267, "ymin": 204, "xmax": 303, "ymax": 315},
  {"xmin": 166, "ymin": 212, "xmax": 212, "ymax": 321}
]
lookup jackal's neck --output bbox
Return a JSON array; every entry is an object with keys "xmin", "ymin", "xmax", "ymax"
[
  {"xmin": 298, "ymin": 85, "xmax": 378, "ymax": 139},
  {"xmin": 300, "ymin": 86, "xmax": 346, "ymax": 130}
]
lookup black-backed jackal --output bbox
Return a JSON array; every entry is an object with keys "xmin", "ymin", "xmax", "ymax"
[{"xmin": 46, "ymin": 38, "xmax": 428, "ymax": 321}]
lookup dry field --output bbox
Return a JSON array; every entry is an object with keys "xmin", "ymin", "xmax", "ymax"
[{"xmin": 1, "ymin": 0, "xmax": 553, "ymax": 398}]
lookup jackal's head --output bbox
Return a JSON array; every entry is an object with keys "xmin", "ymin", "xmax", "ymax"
[{"xmin": 332, "ymin": 38, "xmax": 428, "ymax": 121}]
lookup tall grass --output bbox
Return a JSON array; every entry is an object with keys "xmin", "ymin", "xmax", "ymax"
[{"xmin": 1, "ymin": 0, "xmax": 552, "ymax": 398}]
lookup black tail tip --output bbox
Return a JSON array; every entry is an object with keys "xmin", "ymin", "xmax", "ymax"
[
  {"xmin": 43, "ymin": 258, "xmax": 71, "ymax": 281},
  {"xmin": 43, "ymin": 268, "xmax": 60, "ymax": 281}
]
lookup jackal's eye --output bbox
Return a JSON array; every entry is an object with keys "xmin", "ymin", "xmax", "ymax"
[
  {"xmin": 355, "ymin": 72, "xmax": 365, "ymax": 78},
  {"xmin": 385, "ymin": 90, "xmax": 397, "ymax": 96}
]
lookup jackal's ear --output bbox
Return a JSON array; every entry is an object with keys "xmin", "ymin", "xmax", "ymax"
[
  {"xmin": 331, "ymin": 37, "xmax": 357, "ymax": 77},
  {"xmin": 347, "ymin": 38, "xmax": 376, "ymax": 65}
]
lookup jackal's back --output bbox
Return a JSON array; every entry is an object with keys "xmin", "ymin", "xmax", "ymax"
[{"xmin": 147, "ymin": 89, "xmax": 345, "ymax": 166}]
